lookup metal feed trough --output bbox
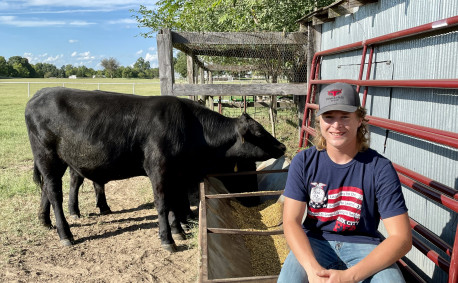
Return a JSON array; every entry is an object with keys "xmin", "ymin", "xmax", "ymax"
[{"xmin": 198, "ymin": 158, "xmax": 289, "ymax": 282}]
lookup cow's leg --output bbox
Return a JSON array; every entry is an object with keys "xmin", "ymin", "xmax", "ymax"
[
  {"xmin": 38, "ymin": 190, "xmax": 52, "ymax": 228},
  {"xmin": 93, "ymin": 182, "xmax": 111, "ymax": 215},
  {"xmin": 168, "ymin": 210, "xmax": 186, "ymax": 240},
  {"xmin": 151, "ymin": 179, "xmax": 176, "ymax": 252},
  {"xmin": 45, "ymin": 177, "xmax": 74, "ymax": 246},
  {"xmin": 168, "ymin": 177, "xmax": 189, "ymax": 239},
  {"xmin": 38, "ymin": 157, "xmax": 73, "ymax": 246},
  {"xmin": 68, "ymin": 169, "xmax": 84, "ymax": 218},
  {"xmin": 145, "ymin": 160, "xmax": 177, "ymax": 252},
  {"xmin": 173, "ymin": 186, "xmax": 196, "ymax": 235}
]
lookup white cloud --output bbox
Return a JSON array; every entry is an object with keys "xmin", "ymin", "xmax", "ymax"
[
  {"xmin": 69, "ymin": 39, "xmax": 78, "ymax": 43},
  {"xmin": 0, "ymin": 15, "xmax": 95, "ymax": 27},
  {"xmin": 71, "ymin": 51, "xmax": 78, "ymax": 57},
  {"xmin": 148, "ymin": 46, "xmax": 156, "ymax": 51},
  {"xmin": 69, "ymin": 21, "xmax": 95, "ymax": 26},
  {"xmin": 23, "ymin": 52, "xmax": 63, "ymax": 64},
  {"xmin": 12, "ymin": 0, "xmax": 148, "ymax": 9},
  {"xmin": 0, "ymin": 15, "xmax": 65, "ymax": 27},
  {"xmin": 76, "ymin": 51, "xmax": 95, "ymax": 61},
  {"xmin": 44, "ymin": 54, "xmax": 64, "ymax": 63},
  {"xmin": 107, "ymin": 18, "xmax": 137, "ymax": 25},
  {"xmin": 136, "ymin": 50, "xmax": 143, "ymax": 56},
  {"xmin": 23, "ymin": 52, "xmax": 34, "ymax": 61},
  {"xmin": 145, "ymin": 52, "xmax": 157, "ymax": 63}
]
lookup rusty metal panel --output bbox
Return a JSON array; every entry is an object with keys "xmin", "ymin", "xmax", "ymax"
[{"xmin": 317, "ymin": 1, "xmax": 458, "ymax": 282}]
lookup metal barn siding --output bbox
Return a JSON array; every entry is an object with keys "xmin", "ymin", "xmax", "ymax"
[{"xmin": 316, "ymin": 1, "xmax": 458, "ymax": 282}]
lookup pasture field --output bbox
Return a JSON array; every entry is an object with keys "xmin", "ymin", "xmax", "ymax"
[{"xmin": 0, "ymin": 78, "xmax": 298, "ymax": 282}]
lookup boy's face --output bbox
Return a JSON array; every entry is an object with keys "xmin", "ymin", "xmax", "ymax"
[{"xmin": 319, "ymin": 110, "xmax": 362, "ymax": 152}]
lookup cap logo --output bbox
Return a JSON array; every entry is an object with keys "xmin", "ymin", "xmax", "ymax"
[{"xmin": 328, "ymin": 89, "xmax": 342, "ymax": 97}]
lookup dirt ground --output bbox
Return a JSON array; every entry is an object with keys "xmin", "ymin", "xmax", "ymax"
[{"xmin": 1, "ymin": 177, "xmax": 200, "ymax": 283}]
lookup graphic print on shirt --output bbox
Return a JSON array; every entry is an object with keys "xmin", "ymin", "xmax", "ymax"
[
  {"xmin": 309, "ymin": 182, "xmax": 328, "ymax": 209},
  {"xmin": 308, "ymin": 184, "xmax": 363, "ymax": 232}
]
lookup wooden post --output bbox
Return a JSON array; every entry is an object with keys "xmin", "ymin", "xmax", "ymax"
[
  {"xmin": 269, "ymin": 95, "xmax": 277, "ymax": 138},
  {"xmin": 199, "ymin": 67, "xmax": 209, "ymax": 106},
  {"xmin": 187, "ymin": 55, "xmax": 194, "ymax": 84},
  {"xmin": 157, "ymin": 28, "xmax": 174, "ymax": 96},
  {"xmin": 187, "ymin": 55, "xmax": 195, "ymax": 100},
  {"xmin": 269, "ymin": 75, "xmax": 278, "ymax": 137},
  {"xmin": 208, "ymin": 71, "xmax": 215, "ymax": 111}
]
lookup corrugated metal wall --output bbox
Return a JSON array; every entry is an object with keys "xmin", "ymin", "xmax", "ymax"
[{"xmin": 317, "ymin": 1, "xmax": 457, "ymax": 282}]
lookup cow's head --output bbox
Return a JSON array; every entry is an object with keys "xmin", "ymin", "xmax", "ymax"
[{"xmin": 227, "ymin": 113, "xmax": 286, "ymax": 160}]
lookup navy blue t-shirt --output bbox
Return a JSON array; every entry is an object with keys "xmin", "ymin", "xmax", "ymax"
[{"xmin": 283, "ymin": 147, "xmax": 408, "ymax": 244}]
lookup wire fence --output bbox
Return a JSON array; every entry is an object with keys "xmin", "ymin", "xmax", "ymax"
[{"xmin": 0, "ymin": 81, "xmax": 161, "ymax": 97}]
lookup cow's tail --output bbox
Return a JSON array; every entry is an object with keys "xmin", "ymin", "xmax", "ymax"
[{"xmin": 32, "ymin": 162, "xmax": 43, "ymax": 189}]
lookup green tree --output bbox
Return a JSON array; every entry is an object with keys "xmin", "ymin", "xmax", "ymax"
[
  {"xmin": 133, "ymin": 57, "xmax": 152, "ymax": 78},
  {"xmin": 34, "ymin": 63, "xmax": 59, "ymax": 78},
  {"xmin": 65, "ymin": 64, "xmax": 77, "ymax": 77},
  {"xmin": 133, "ymin": 1, "xmax": 333, "ymax": 82},
  {"xmin": 134, "ymin": 57, "xmax": 151, "ymax": 72},
  {"xmin": 150, "ymin": 67, "xmax": 159, "ymax": 78},
  {"xmin": 122, "ymin": 66, "xmax": 135, "ymax": 78},
  {"xmin": 0, "ymin": 56, "xmax": 8, "ymax": 76},
  {"xmin": 174, "ymin": 51, "xmax": 187, "ymax": 78},
  {"xmin": 133, "ymin": 0, "xmax": 334, "ymax": 35},
  {"xmin": 7, "ymin": 56, "xmax": 35, "ymax": 78},
  {"xmin": 100, "ymin": 57, "xmax": 120, "ymax": 79},
  {"xmin": 76, "ymin": 65, "xmax": 95, "ymax": 78}
]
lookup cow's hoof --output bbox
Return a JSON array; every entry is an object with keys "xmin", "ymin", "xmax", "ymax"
[
  {"xmin": 38, "ymin": 218, "xmax": 52, "ymax": 229},
  {"xmin": 60, "ymin": 239, "xmax": 73, "ymax": 247},
  {"xmin": 161, "ymin": 243, "xmax": 177, "ymax": 252},
  {"xmin": 172, "ymin": 232, "xmax": 187, "ymax": 241},
  {"xmin": 100, "ymin": 209, "xmax": 112, "ymax": 215},
  {"xmin": 39, "ymin": 221, "xmax": 53, "ymax": 229}
]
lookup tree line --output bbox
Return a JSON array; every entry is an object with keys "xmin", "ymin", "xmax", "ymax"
[{"xmin": 0, "ymin": 56, "xmax": 159, "ymax": 79}]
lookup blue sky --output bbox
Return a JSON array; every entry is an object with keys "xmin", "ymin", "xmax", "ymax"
[{"xmin": 0, "ymin": 0, "xmax": 157, "ymax": 70}]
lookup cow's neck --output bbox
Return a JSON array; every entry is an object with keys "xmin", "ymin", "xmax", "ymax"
[{"xmin": 194, "ymin": 108, "xmax": 238, "ymax": 148}]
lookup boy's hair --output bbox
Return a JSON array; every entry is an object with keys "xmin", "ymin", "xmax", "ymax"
[{"xmin": 313, "ymin": 107, "xmax": 370, "ymax": 152}]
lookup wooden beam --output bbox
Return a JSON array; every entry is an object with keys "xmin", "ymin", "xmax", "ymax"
[
  {"xmin": 349, "ymin": 0, "xmax": 378, "ymax": 7},
  {"xmin": 157, "ymin": 28, "xmax": 174, "ymax": 96},
  {"xmin": 328, "ymin": 5, "xmax": 352, "ymax": 18},
  {"xmin": 173, "ymin": 45, "xmax": 302, "ymax": 60},
  {"xmin": 205, "ymin": 64, "xmax": 258, "ymax": 72},
  {"xmin": 171, "ymin": 31, "xmax": 308, "ymax": 45},
  {"xmin": 207, "ymin": 228, "xmax": 283, "ymax": 236},
  {"xmin": 171, "ymin": 83, "xmax": 307, "ymax": 96},
  {"xmin": 298, "ymin": 0, "xmax": 378, "ymax": 25}
]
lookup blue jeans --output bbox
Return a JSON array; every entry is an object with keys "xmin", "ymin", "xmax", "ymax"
[{"xmin": 278, "ymin": 237, "xmax": 405, "ymax": 283}]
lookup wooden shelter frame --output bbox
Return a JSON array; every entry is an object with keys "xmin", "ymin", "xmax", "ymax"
[{"xmin": 156, "ymin": 29, "xmax": 309, "ymax": 97}]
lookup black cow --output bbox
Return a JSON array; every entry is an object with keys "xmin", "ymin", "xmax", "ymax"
[{"xmin": 25, "ymin": 87, "xmax": 286, "ymax": 251}]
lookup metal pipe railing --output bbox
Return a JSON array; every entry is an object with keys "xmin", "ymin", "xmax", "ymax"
[
  {"xmin": 310, "ymin": 79, "xmax": 458, "ymax": 89},
  {"xmin": 367, "ymin": 115, "xmax": 458, "ymax": 149},
  {"xmin": 312, "ymin": 16, "xmax": 458, "ymax": 57},
  {"xmin": 410, "ymin": 218, "xmax": 453, "ymax": 257},
  {"xmin": 393, "ymin": 163, "xmax": 458, "ymax": 200},
  {"xmin": 398, "ymin": 173, "xmax": 458, "ymax": 213}
]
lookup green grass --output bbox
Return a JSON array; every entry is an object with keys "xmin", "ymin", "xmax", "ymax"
[{"xmin": 0, "ymin": 78, "xmax": 299, "ymax": 261}]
